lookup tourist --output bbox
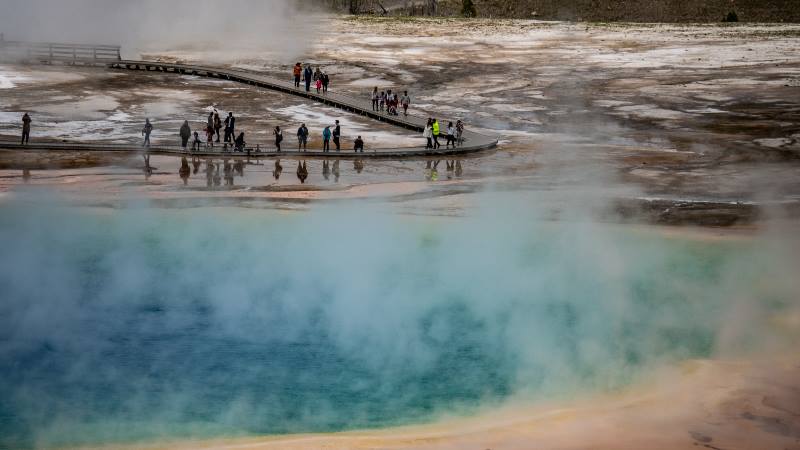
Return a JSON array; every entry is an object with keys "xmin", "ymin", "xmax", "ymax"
[
  {"xmin": 423, "ymin": 119, "xmax": 433, "ymax": 149},
  {"xmin": 371, "ymin": 87, "xmax": 379, "ymax": 111},
  {"xmin": 293, "ymin": 62, "xmax": 302, "ymax": 88},
  {"xmin": 21, "ymin": 113, "xmax": 31, "ymax": 145},
  {"xmin": 206, "ymin": 124, "xmax": 214, "ymax": 148},
  {"xmin": 179, "ymin": 120, "xmax": 191, "ymax": 150},
  {"xmin": 456, "ymin": 119, "xmax": 464, "ymax": 146},
  {"xmin": 354, "ymin": 135, "xmax": 364, "ymax": 153},
  {"xmin": 297, "ymin": 123, "xmax": 309, "ymax": 151},
  {"xmin": 446, "ymin": 121, "xmax": 456, "ymax": 148},
  {"xmin": 315, "ymin": 76, "xmax": 322, "ymax": 94},
  {"xmin": 224, "ymin": 112, "xmax": 235, "ymax": 143},
  {"xmin": 379, "ymin": 91, "xmax": 386, "ymax": 111},
  {"xmin": 432, "ymin": 118, "xmax": 441, "ymax": 149},
  {"xmin": 313, "ymin": 67, "xmax": 322, "ymax": 84},
  {"xmin": 274, "ymin": 126, "xmax": 283, "ymax": 152},
  {"xmin": 322, "ymin": 72, "xmax": 330, "ymax": 93},
  {"xmin": 401, "ymin": 91, "xmax": 411, "ymax": 116},
  {"xmin": 322, "ymin": 126, "xmax": 331, "ymax": 152},
  {"xmin": 213, "ymin": 111, "xmax": 222, "ymax": 142},
  {"xmin": 191, "ymin": 130, "xmax": 202, "ymax": 152},
  {"xmin": 234, "ymin": 132, "xmax": 246, "ymax": 152},
  {"xmin": 141, "ymin": 118, "xmax": 153, "ymax": 147},
  {"xmin": 303, "ymin": 65, "xmax": 313, "ymax": 92},
  {"xmin": 333, "ymin": 120, "xmax": 341, "ymax": 151},
  {"xmin": 207, "ymin": 111, "xmax": 214, "ymax": 135}
]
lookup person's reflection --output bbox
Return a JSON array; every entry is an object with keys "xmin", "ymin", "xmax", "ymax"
[
  {"xmin": 322, "ymin": 160, "xmax": 330, "ymax": 181},
  {"xmin": 179, "ymin": 156, "xmax": 191, "ymax": 186},
  {"xmin": 446, "ymin": 160, "xmax": 454, "ymax": 179},
  {"xmin": 234, "ymin": 159, "xmax": 244, "ymax": 177},
  {"xmin": 223, "ymin": 159, "xmax": 234, "ymax": 186},
  {"xmin": 297, "ymin": 160, "xmax": 308, "ymax": 184},
  {"xmin": 354, "ymin": 159, "xmax": 364, "ymax": 174},
  {"xmin": 22, "ymin": 168, "xmax": 31, "ymax": 183},
  {"xmin": 213, "ymin": 163, "xmax": 222, "ymax": 187},
  {"xmin": 426, "ymin": 160, "xmax": 440, "ymax": 181},
  {"xmin": 192, "ymin": 156, "xmax": 202, "ymax": 175},
  {"xmin": 332, "ymin": 159, "xmax": 340, "ymax": 183},
  {"xmin": 143, "ymin": 153, "xmax": 153, "ymax": 180},
  {"xmin": 273, "ymin": 159, "xmax": 283, "ymax": 180},
  {"xmin": 206, "ymin": 160, "xmax": 214, "ymax": 187},
  {"xmin": 455, "ymin": 160, "xmax": 463, "ymax": 178}
]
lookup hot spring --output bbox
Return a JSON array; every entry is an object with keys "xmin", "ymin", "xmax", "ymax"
[{"xmin": 0, "ymin": 196, "xmax": 793, "ymax": 449}]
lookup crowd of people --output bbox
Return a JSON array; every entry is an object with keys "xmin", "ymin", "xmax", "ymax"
[
  {"xmin": 293, "ymin": 63, "xmax": 330, "ymax": 94},
  {"xmin": 370, "ymin": 88, "xmax": 411, "ymax": 116},
  {"xmin": 423, "ymin": 118, "xmax": 465, "ymax": 149}
]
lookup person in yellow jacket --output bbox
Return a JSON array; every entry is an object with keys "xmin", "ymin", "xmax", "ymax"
[{"xmin": 432, "ymin": 118, "xmax": 441, "ymax": 149}]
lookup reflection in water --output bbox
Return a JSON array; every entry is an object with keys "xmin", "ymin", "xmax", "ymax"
[
  {"xmin": 273, "ymin": 159, "xmax": 283, "ymax": 181},
  {"xmin": 223, "ymin": 160, "xmax": 234, "ymax": 187},
  {"xmin": 22, "ymin": 169, "xmax": 31, "ymax": 183},
  {"xmin": 297, "ymin": 161, "xmax": 308, "ymax": 184},
  {"xmin": 179, "ymin": 157, "xmax": 191, "ymax": 186},
  {"xmin": 332, "ymin": 160, "xmax": 340, "ymax": 183},
  {"xmin": 322, "ymin": 160, "xmax": 330, "ymax": 181},
  {"xmin": 213, "ymin": 163, "xmax": 221, "ymax": 187},
  {"xmin": 206, "ymin": 160, "xmax": 214, "ymax": 187},
  {"xmin": 192, "ymin": 156, "xmax": 202, "ymax": 175},
  {"xmin": 456, "ymin": 160, "xmax": 463, "ymax": 178},
  {"xmin": 142, "ymin": 153, "xmax": 153, "ymax": 180},
  {"xmin": 354, "ymin": 160, "xmax": 364, "ymax": 174}
]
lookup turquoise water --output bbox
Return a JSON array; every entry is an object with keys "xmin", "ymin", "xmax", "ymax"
[{"xmin": 0, "ymin": 201, "xmax": 786, "ymax": 448}]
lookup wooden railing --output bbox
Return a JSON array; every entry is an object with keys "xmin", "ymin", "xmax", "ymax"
[{"xmin": 0, "ymin": 38, "xmax": 121, "ymax": 64}]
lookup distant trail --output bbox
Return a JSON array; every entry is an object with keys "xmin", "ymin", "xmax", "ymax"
[{"xmin": 0, "ymin": 60, "xmax": 498, "ymax": 158}]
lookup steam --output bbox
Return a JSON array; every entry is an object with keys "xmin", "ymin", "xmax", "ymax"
[
  {"xmin": 0, "ymin": 0, "xmax": 319, "ymax": 61},
  {"xmin": 0, "ymin": 192, "xmax": 797, "ymax": 448}
]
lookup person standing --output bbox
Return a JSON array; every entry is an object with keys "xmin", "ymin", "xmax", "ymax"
[
  {"xmin": 456, "ymin": 120, "xmax": 464, "ymax": 146},
  {"xmin": 322, "ymin": 126, "xmax": 331, "ymax": 152},
  {"xmin": 224, "ymin": 112, "xmax": 235, "ymax": 143},
  {"xmin": 274, "ymin": 126, "xmax": 283, "ymax": 152},
  {"xmin": 297, "ymin": 123, "xmax": 309, "ymax": 151},
  {"xmin": 333, "ymin": 120, "xmax": 341, "ymax": 151},
  {"xmin": 401, "ymin": 91, "xmax": 411, "ymax": 116},
  {"xmin": 21, "ymin": 113, "xmax": 31, "ymax": 145},
  {"xmin": 371, "ymin": 87, "xmax": 379, "ymax": 111},
  {"xmin": 432, "ymin": 118, "xmax": 441, "ymax": 149},
  {"xmin": 379, "ymin": 91, "xmax": 386, "ymax": 112},
  {"xmin": 315, "ymin": 76, "xmax": 322, "ymax": 94},
  {"xmin": 354, "ymin": 135, "xmax": 364, "ymax": 153},
  {"xmin": 142, "ymin": 118, "xmax": 153, "ymax": 147},
  {"xmin": 213, "ymin": 111, "xmax": 222, "ymax": 143},
  {"xmin": 179, "ymin": 120, "xmax": 191, "ymax": 150},
  {"xmin": 207, "ymin": 111, "xmax": 214, "ymax": 135},
  {"xmin": 423, "ymin": 119, "xmax": 433, "ymax": 149},
  {"xmin": 293, "ymin": 62, "xmax": 302, "ymax": 88},
  {"xmin": 303, "ymin": 65, "xmax": 313, "ymax": 92}
]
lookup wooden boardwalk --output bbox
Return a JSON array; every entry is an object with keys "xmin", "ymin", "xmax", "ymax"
[{"xmin": 0, "ymin": 59, "xmax": 498, "ymax": 158}]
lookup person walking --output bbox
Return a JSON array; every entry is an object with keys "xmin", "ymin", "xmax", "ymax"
[
  {"xmin": 191, "ymin": 130, "xmax": 202, "ymax": 152},
  {"xmin": 401, "ymin": 91, "xmax": 411, "ymax": 116},
  {"xmin": 456, "ymin": 119, "xmax": 464, "ymax": 146},
  {"xmin": 446, "ymin": 121, "xmax": 456, "ymax": 148},
  {"xmin": 321, "ymin": 72, "xmax": 329, "ymax": 93},
  {"xmin": 303, "ymin": 65, "xmax": 313, "ymax": 92},
  {"xmin": 179, "ymin": 120, "xmax": 191, "ymax": 150},
  {"xmin": 432, "ymin": 118, "xmax": 441, "ymax": 149},
  {"xmin": 379, "ymin": 91, "xmax": 386, "ymax": 112},
  {"xmin": 423, "ymin": 119, "xmax": 433, "ymax": 149},
  {"xmin": 322, "ymin": 126, "xmax": 331, "ymax": 152},
  {"xmin": 213, "ymin": 111, "xmax": 222, "ymax": 143},
  {"xmin": 371, "ymin": 87, "xmax": 379, "ymax": 111},
  {"xmin": 333, "ymin": 120, "xmax": 341, "ymax": 151},
  {"xmin": 274, "ymin": 126, "xmax": 283, "ymax": 152},
  {"xmin": 354, "ymin": 135, "xmax": 364, "ymax": 153},
  {"xmin": 315, "ymin": 76, "xmax": 322, "ymax": 94},
  {"xmin": 21, "ymin": 113, "xmax": 31, "ymax": 145},
  {"xmin": 142, "ymin": 118, "xmax": 153, "ymax": 147},
  {"xmin": 293, "ymin": 62, "xmax": 302, "ymax": 88},
  {"xmin": 297, "ymin": 123, "xmax": 309, "ymax": 151}
]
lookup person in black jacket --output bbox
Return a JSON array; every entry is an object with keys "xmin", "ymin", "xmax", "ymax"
[{"xmin": 333, "ymin": 120, "xmax": 341, "ymax": 151}]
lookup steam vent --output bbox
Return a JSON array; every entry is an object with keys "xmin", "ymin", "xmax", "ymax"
[{"xmin": 1, "ymin": 1, "xmax": 799, "ymax": 449}]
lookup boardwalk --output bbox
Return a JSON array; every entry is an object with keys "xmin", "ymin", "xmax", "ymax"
[{"xmin": 0, "ymin": 59, "xmax": 498, "ymax": 157}]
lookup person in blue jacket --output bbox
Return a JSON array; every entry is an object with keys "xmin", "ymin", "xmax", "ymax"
[{"xmin": 322, "ymin": 126, "xmax": 332, "ymax": 152}]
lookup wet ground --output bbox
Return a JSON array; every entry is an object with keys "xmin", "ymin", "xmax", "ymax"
[{"xmin": 1, "ymin": 18, "xmax": 800, "ymax": 224}]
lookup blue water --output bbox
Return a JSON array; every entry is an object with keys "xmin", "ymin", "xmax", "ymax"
[{"xmin": 0, "ymin": 202, "xmax": 778, "ymax": 448}]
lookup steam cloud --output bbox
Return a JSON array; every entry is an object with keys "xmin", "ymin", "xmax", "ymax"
[{"xmin": 0, "ymin": 0, "xmax": 319, "ymax": 61}]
